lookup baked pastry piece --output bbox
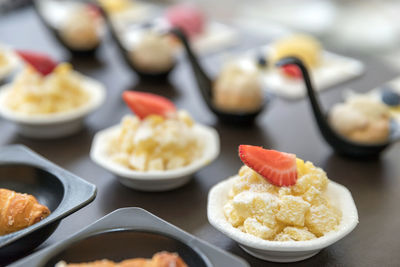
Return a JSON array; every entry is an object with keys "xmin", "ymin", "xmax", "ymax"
[
  {"xmin": 55, "ymin": 251, "xmax": 188, "ymax": 267},
  {"xmin": 0, "ymin": 188, "xmax": 51, "ymax": 235}
]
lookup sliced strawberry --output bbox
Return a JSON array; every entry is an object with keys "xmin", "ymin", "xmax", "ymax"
[
  {"xmin": 238, "ymin": 145, "xmax": 297, "ymax": 187},
  {"xmin": 16, "ymin": 50, "xmax": 57, "ymax": 76},
  {"xmin": 281, "ymin": 64, "xmax": 302, "ymax": 79},
  {"xmin": 122, "ymin": 91, "xmax": 176, "ymax": 119}
]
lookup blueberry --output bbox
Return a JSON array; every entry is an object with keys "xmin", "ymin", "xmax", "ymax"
[
  {"xmin": 381, "ymin": 87, "xmax": 400, "ymax": 106},
  {"xmin": 257, "ymin": 55, "xmax": 267, "ymax": 68}
]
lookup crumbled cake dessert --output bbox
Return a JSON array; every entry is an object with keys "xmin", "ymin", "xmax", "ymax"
[
  {"xmin": 107, "ymin": 92, "xmax": 204, "ymax": 172},
  {"xmin": 5, "ymin": 62, "xmax": 89, "ymax": 115},
  {"xmin": 223, "ymin": 146, "xmax": 341, "ymax": 241}
]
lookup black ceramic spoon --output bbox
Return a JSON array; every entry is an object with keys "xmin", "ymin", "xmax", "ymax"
[
  {"xmin": 33, "ymin": 0, "xmax": 101, "ymax": 55},
  {"xmin": 99, "ymin": 8, "xmax": 175, "ymax": 80},
  {"xmin": 170, "ymin": 27, "xmax": 267, "ymax": 124},
  {"xmin": 276, "ymin": 56, "xmax": 400, "ymax": 158}
]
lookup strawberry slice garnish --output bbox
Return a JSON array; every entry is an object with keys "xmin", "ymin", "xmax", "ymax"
[
  {"xmin": 122, "ymin": 91, "xmax": 176, "ymax": 119},
  {"xmin": 16, "ymin": 50, "xmax": 57, "ymax": 76},
  {"xmin": 238, "ymin": 145, "xmax": 297, "ymax": 186},
  {"xmin": 281, "ymin": 64, "xmax": 302, "ymax": 79}
]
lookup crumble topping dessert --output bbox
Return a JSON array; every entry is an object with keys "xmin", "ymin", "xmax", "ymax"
[
  {"xmin": 223, "ymin": 146, "xmax": 341, "ymax": 241},
  {"xmin": 107, "ymin": 91, "xmax": 204, "ymax": 172},
  {"xmin": 5, "ymin": 63, "xmax": 89, "ymax": 115}
]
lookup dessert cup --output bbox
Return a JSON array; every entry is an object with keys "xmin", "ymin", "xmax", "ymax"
[
  {"xmin": 90, "ymin": 123, "xmax": 219, "ymax": 191},
  {"xmin": 0, "ymin": 74, "xmax": 106, "ymax": 138},
  {"xmin": 208, "ymin": 176, "xmax": 358, "ymax": 262}
]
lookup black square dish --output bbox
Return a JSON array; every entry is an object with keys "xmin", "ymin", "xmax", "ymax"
[
  {"xmin": 11, "ymin": 208, "xmax": 249, "ymax": 267},
  {"xmin": 0, "ymin": 145, "xmax": 96, "ymax": 263}
]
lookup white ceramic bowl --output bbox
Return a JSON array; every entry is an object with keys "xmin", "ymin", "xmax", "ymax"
[
  {"xmin": 90, "ymin": 124, "xmax": 220, "ymax": 191},
  {"xmin": 208, "ymin": 176, "xmax": 359, "ymax": 263},
  {"xmin": 0, "ymin": 75, "xmax": 106, "ymax": 138}
]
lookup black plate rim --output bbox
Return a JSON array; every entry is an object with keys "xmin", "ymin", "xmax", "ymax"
[
  {"xmin": 0, "ymin": 144, "xmax": 97, "ymax": 248},
  {"xmin": 11, "ymin": 207, "xmax": 249, "ymax": 267}
]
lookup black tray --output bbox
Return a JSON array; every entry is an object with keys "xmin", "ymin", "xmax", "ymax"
[
  {"xmin": 11, "ymin": 208, "xmax": 249, "ymax": 267},
  {"xmin": 0, "ymin": 145, "xmax": 96, "ymax": 263}
]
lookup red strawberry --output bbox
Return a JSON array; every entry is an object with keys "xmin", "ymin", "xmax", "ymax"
[
  {"xmin": 238, "ymin": 145, "xmax": 297, "ymax": 186},
  {"xmin": 122, "ymin": 91, "xmax": 176, "ymax": 119},
  {"xmin": 281, "ymin": 64, "xmax": 302, "ymax": 79},
  {"xmin": 16, "ymin": 50, "xmax": 57, "ymax": 76}
]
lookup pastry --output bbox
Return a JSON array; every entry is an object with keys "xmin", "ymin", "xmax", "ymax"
[
  {"xmin": 329, "ymin": 95, "xmax": 390, "ymax": 144},
  {"xmin": 129, "ymin": 31, "xmax": 175, "ymax": 73},
  {"xmin": 223, "ymin": 145, "xmax": 341, "ymax": 241},
  {"xmin": 4, "ymin": 52, "xmax": 89, "ymax": 115},
  {"xmin": 55, "ymin": 251, "xmax": 187, "ymax": 267},
  {"xmin": 107, "ymin": 92, "xmax": 204, "ymax": 171},
  {"xmin": 213, "ymin": 63, "xmax": 263, "ymax": 112},
  {"xmin": 0, "ymin": 188, "xmax": 50, "ymax": 235}
]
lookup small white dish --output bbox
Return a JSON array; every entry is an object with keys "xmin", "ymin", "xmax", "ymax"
[
  {"xmin": 238, "ymin": 46, "xmax": 364, "ymax": 99},
  {"xmin": 0, "ymin": 45, "xmax": 20, "ymax": 82},
  {"xmin": 208, "ymin": 176, "xmax": 359, "ymax": 263},
  {"xmin": 0, "ymin": 74, "xmax": 106, "ymax": 138},
  {"xmin": 90, "ymin": 123, "xmax": 220, "ymax": 191}
]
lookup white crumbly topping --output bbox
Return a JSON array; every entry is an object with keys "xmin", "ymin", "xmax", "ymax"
[
  {"xmin": 223, "ymin": 159, "xmax": 341, "ymax": 241},
  {"xmin": 108, "ymin": 111, "xmax": 204, "ymax": 171},
  {"xmin": 5, "ymin": 63, "xmax": 88, "ymax": 115}
]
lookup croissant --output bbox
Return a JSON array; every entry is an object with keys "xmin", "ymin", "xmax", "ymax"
[
  {"xmin": 55, "ymin": 251, "xmax": 188, "ymax": 267},
  {"xmin": 0, "ymin": 188, "xmax": 51, "ymax": 235}
]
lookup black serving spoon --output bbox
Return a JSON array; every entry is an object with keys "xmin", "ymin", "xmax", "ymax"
[
  {"xmin": 276, "ymin": 56, "xmax": 400, "ymax": 158},
  {"xmin": 170, "ymin": 27, "xmax": 268, "ymax": 124},
  {"xmin": 99, "ymin": 8, "xmax": 176, "ymax": 80},
  {"xmin": 33, "ymin": 0, "xmax": 102, "ymax": 55}
]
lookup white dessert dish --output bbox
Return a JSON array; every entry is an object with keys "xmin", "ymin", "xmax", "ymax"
[
  {"xmin": 208, "ymin": 176, "xmax": 358, "ymax": 263},
  {"xmin": 90, "ymin": 123, "xmax": 220, "ymax": 191},
  {"xmin": 0, "ymin": 75, "xmax": 106, "ymax": 138}
]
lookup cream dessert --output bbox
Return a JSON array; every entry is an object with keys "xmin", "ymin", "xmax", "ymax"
[
  {"xmin": 4, "ymin": 61, "xmax": 89, "ymax": 115},
  {"xmin": 129, "ymin": 31, "xmax": 175, "ymax": 73},
  {"xmin": 59, "ymin": 5, "xmax": 102, "ymax": 50},
  {"xmin": 166, "ymin": 4, "xmax": 205, "ymax": 39},
  {"xmin": 329, "ymin": 95, "xmax": 391, "ymax": 144},
  {"xmin": 213, "ymin": 63, "xmax": 263, "ymax": 113},
  {"xmin": 106, "ymin": 92, "xmax": 204, "ymax": 172},
  {"xmin": 223, "ymin": 146, "xmax": 341, "ymax": 241}
]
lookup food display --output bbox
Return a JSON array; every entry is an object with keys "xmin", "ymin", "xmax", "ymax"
[
  {"xmin": 329, "ymin": 95, "xmax": 391, "ymax": 144},
  {"xmin": 222, "ymin": 146, "xmax": 341, "ymax": 241},
  {"xmin": 213, "ymin": 63, "xmax": 263, "ymax": 113},
  {"xmin": 104, "ymin": 92, "xmax": 205, "ymax": 171},
  {"xmin": 55, "ymin": 251, "xmax": 187, "ymax": 267},
  {"xmin": 0, "ymin": 188, "xmax": 50, "ymax": 236},
  {"xmin": 3, "ymin": 53, "xmax": 89, "ymax": 115}
]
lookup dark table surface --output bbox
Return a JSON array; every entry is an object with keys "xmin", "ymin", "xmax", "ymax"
[{"xmin": 1, "ymin": 5, "xmax": 400, "ymax": 267}]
